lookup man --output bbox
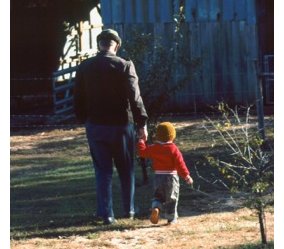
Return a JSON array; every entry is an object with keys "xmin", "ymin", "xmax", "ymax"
[{"xmin": 74, "ymin": 29, "xmax": 148, "ymax": 225}]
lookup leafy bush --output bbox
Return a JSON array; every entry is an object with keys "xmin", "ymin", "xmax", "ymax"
[{"xmin": 120, "ymin": 27, "xmax": 201, "ymax": 129}]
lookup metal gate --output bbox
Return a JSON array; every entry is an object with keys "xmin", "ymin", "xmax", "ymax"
[{"xmin": 52, "ymin": 17, "xmax": 102, "ymax": 116}]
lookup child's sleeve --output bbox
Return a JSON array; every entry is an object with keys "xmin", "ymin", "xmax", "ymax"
[
  {"xmin": 137, "ymin": 139, "xmax": 153, "ymax": 158},
  {"xmin": 173, "ymin": 146, "xmax": 190, "ymax": 180}
]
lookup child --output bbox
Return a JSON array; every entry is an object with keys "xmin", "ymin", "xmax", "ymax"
[{"xmin": 137, "ymin": 122, "xmax": 193, "ymax": 225}]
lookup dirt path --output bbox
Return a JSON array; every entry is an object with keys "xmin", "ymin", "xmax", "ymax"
[{"xmin": 11, "ymin": 208, "xmax": 273, "ymax": 249}]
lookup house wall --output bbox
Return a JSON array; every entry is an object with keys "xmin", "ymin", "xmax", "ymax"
[{"xmin": 100, "ymin": 0, "xmax": 261, "ymax": 112}]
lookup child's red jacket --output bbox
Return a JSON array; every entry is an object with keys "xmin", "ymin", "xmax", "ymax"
[{"xmin": 137, "ymin": 139, "xmax": 190, "ymax": 180}]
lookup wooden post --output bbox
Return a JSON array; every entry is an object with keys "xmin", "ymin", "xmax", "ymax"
[{"xmin": 254, "ymin": 60, "xmax": 265, "ymax": 140}]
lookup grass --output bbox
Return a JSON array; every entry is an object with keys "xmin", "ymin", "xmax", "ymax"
[
  {"xmin": 10, "ymin": 116, "xmax": 274, "ymax": 248},
  {"xmin": 11, "ymin": 129, "xmax": 93, "ymax": 238},
  {"xmin": 10, "ymin": 127, "xmax": 154, "ymax": 240}
]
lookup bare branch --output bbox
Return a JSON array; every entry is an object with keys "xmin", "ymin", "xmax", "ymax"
[{"xmin": 194, "ymin": 164, "xmax": 230, "ymax": 190}]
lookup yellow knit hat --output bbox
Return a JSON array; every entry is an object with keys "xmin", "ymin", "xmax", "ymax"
[{"xmin": 155, "ymin": 122, "xmax": 176, "ymax": 142}]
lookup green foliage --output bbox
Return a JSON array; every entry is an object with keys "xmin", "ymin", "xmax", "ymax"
[
  {"xmin": 117, "ymin": 5, "xmax": 202, "ymax": 141},
  {"xmin": 120, "ymin": 26, "xmax": 201, "ymax": 131}
]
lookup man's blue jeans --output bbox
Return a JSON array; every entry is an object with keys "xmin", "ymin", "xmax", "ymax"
[{"xmin": 85, "ymin": 121, "xmax": 135, "ymax": 219}]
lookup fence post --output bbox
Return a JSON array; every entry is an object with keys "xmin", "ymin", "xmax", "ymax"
[{"xmin": 254, "ymin": 59, "xmax": 265, "ymax": 140}]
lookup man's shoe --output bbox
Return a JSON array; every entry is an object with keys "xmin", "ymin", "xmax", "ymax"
[
  {"xmin": 150, "ymin": 208, "xmax": 160, "ymax": 224},
  {"xmin": 167, "ymin": 219, "xmax": 178, "ymax": 225},
  {"xmin": 103, "ymin": 217, "xmax": 117, "ymax": 225},
  {"xmin": 123, "ymin": 213, "xmax": 135, "ymax": 220}
]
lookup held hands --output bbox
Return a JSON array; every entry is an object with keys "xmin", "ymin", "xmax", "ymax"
[
  {"xmin": 185, "ymin": 175, "xmax": 193, "ymax": 186},
  {"xmin": 138, "ymin": 126, "xmax": 148, "ymax": 141}
]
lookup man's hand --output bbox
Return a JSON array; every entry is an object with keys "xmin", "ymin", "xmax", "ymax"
[{"xmin": 138, "ymin": 126, "xmax": 148, "ymax": 140}]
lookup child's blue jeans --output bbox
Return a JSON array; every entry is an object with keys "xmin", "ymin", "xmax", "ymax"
[{"xmin": 152, "ymin": 174, "xmax": 180, "ymax": 222}]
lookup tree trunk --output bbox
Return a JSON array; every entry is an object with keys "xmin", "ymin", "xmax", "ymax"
[{"xmin": 258, "ymin": 205, "xmax": 267, "ymax": 244}]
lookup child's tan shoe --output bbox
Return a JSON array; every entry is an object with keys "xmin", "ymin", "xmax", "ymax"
[{"xmin": 150, "ymin": 208, "xmax": 160, "ymax": 224}]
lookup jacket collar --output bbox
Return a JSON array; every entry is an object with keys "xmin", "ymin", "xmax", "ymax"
[
  {"xmin": 98, "ymin": 50, "xmax": 116, "ymax": 57},
  {"xmin": 155, "ymin": 141, "xmax": 173, "ymax": 145}
]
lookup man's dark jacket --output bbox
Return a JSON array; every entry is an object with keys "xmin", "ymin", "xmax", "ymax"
[{"xmin": 74, "ymin": 51, "xmax": 148, "ymax": 128}]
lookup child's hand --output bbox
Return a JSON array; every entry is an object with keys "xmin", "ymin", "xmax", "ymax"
[
  {"xmin": 138, "ymin": 138, "xmax": 146, "ymax": 143},
  {"xmin": 185, "ymin": 175, "xmax": 193, "ymax": 186},
  {"xmin": 139, "ymin": 135, "xmax": 147, "ymax": 141}
]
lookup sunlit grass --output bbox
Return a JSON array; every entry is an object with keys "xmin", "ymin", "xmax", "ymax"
[{"xmin": 10, "ymin": 126, "xmax": 154, "ymax": 240}]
